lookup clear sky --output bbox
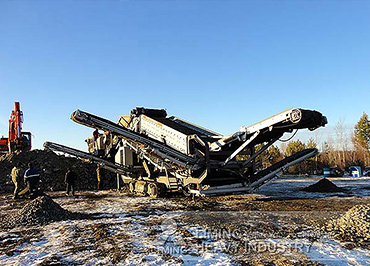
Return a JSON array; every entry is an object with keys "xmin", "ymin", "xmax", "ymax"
[{"xmin": 1, "ymin": 1, "xmax": 369, "ymax": 151}]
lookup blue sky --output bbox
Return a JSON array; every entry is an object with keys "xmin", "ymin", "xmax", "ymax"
[{"xmin": 1, "ymin": 1, "xmax": 369, "ymax": 151}]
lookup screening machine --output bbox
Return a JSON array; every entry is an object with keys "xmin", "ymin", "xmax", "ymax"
[{"xmin": 44, "ymin": 107, "xmax": 327, "ymax": 197}]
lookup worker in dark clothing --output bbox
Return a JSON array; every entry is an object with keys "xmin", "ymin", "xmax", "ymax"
[
  {"xmin": 24, "ymin": 162, "xmax": 40, "ymax": 199},
  {"xmin": 65, "ymin": 167, "xmax": 77, "ymax": 196}
]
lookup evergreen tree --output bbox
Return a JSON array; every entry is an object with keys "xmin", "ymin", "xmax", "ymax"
[
  {"xmin": 353, "ymin": 112, "xmax": 370, "ymax": 152},
  {"xmin": 306, "ymin": 138, "xmax": 318, "ymax": 172},
  {"xmin": 285, "ymin": 139, "xmax": 306, "ymax": 174},
  {"xmin": 306, "ymin": 138, "xmax": 317, "ymax": 149},
  {"xmin": 285, "ymin": 140, "xmax": 306, "ymax": 157},
  {"xmin": 353, "ymin": 112, "xmax": 370, "ymax": 166},
  {"xmin": 255, "ymin": 143, "xmax": 270, "ymax": 168},
  {"xmin": 268, "ymin": 145, "xmax": 282, "ymax": 164}
]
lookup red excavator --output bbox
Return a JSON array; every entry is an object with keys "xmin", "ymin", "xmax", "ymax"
[{"xmin": 0, "ymin": 102, "xmax": 32, "ymax": 153}]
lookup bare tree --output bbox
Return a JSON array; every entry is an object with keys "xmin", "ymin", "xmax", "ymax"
[{"xmin": 334, "ymin": 119, "xmax": 349, "ymax": 169}]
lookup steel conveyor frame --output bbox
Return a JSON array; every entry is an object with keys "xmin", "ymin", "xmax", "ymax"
[
  {"xmin": 190, "ymin": 148, "xmax": 319, "ymax": 195},
  {"xmin": 43, "ymin": 141, "xmax": 132, "ymax": 176},
  {"xmin": 71, "ymin": 110, "xmax": 202, "ymax": 170}
]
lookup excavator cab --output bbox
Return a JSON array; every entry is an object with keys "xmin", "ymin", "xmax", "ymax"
[
  {"xmin": 0, "ymin": 137, "xmax": 8, "ymax": 153},
  {"xmin": 21, "ymin": 132, "xmax": 32, "ymax": 151}
]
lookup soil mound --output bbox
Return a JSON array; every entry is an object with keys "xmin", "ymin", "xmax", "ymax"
[
  {"xmin": 0, "ymin": 149, "xmax": 116, "ymax": 193},
  {"xmin": 3, "ymin": 196, "xmax": 86, "ymax": 227},
  {"xmin": 301, "ymin": 178, "xmax": 344, "ymax": 193},
  {"xmin": 15, "ymin": 196, "xmax": 72, "ymax": 225},
  {"xmin": 325, "ymin": 204, "xmax": 370, "ymax": 247}
]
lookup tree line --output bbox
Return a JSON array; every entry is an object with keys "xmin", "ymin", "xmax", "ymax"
[{"xmin": 251, "ymin": 112, "xmax": 370, "ymax": 174}]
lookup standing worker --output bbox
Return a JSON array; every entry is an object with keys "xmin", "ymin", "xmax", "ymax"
[
  {"xmin": 65, "ymin": 167, "xmax": 77, "ymax": 196},
  {"xmin": 96, "ymin": 165, "xmax": 102, "ymax": 190},
  {"xmin": 93, "ymin": 129, "xmax": 99, "ymax": 141},
  {"xmin": 24, "ymin": 162, "xmax": 40, "ymax": 199},
  {"xmin": 11, "ymin": 162, "xmax": 22, "ymax": 199}
]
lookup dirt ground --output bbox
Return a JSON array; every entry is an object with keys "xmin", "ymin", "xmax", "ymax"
[{"xmin": 1, "ymin": 176, "xmax": 370, "ymax": 265}]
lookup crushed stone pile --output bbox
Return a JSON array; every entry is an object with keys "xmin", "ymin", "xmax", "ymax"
[
  {"xmin": 301, "ymin": 178, "xmax": 344, "ymax": 193},
  {"xmin": 325, "ymin": 204, "xmax": 370, "ymax": 247},
  {"xmin": 2, "ymin": 196, "xmax": 86, "ymax": 228},
  {"xmin": 12, "ymin": 196, "xmax": 72, "ymax": 226},
  {"xmin": 0, "ymin": 149, "xmax": 116, "ymax": 193}
]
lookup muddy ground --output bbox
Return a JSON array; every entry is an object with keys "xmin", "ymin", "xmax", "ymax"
[{"xmin": 1, "ymin": 176, "xmax": 370, "ymax": 265}]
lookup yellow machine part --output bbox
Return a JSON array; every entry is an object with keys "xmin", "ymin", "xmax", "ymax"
[{"xmin": 18, "ymin": 186, "xmax": 29, "ymax": 195}]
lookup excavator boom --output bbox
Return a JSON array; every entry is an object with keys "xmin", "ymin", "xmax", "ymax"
[{"xmin": 0, "ymin": 102, "xmax": 32, "ymax": 153}]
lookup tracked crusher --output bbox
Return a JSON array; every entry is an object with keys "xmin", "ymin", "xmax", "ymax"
[{"xmin": 44, "ymin": 107, "xmax": 327, "ymax": 197}]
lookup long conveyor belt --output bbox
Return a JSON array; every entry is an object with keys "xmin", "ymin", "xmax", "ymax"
[
  {"xmin": 70, "ymin": 110, "xmax": 201, "ymax": 169},
  {"xmin": 43, "ymin": 141, "xmax": 131, "ymax": 175},
  {"xmin": 191, "ymin": 148, "xmax": 319, "ymax": 195}
]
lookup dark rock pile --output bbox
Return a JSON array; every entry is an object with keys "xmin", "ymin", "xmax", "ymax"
[
  {"xmin": 2, "ymin": 196, "xmax": 86, "ymax": 227},
  {"xmin": 301, "ymin": 178, "xmax": 344, "ymax": 193},
  {"xmin": 0, "ymin": 149, "xmax": 117, "ymax": 193},
  {"xmin": 325, "ymin": 204, "xmax": 370, "ymax": 247}
]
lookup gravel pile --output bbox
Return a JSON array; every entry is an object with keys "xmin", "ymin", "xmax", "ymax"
[
  {"xmin": 301, "ymin": 178, "xmax": 344, "ymax": 193},
  {"xmin": 325, "ymin": 204, "xmax": 370, "ymax": 247},
  {"xmin": 1, "ymin": 196, "xmax": 86, "ymax": 228},
  {"xmin": 0, "ymin": 149, "xmax": 116, "ymax": 193}
]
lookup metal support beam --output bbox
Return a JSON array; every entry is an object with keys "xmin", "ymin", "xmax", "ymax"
[
  {"xmin": 249, "ymin": 148, "xmax": 318, "ymax": 189},
  {"xmin": 43, "ymin": 141, "xmax": 130, "ymax": 175},
  {"xmin": 223, "ymin": 131, "xmax": 259, "ymax": 165},
  {"xmin": 242, "ymin": 136, "xmax": 281, "ymax": 167}
]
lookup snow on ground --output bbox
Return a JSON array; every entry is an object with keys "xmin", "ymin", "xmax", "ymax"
[
  {"xmin": 1, "ymin": 176, "xmax": 370, "ymax": 265},
  {"xmin": 257, "ymin": 176, "xmax": 370, "ymax": 199},
  {"xmin": 272, "ymin": 237, "xmax": 370, "ymax": 266},
  {"xmin": 0, "ymin": 195, "xmax": 236, "ymax": 265}
]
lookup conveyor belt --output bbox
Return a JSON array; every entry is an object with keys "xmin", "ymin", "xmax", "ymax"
[
  {"xmin": 70, "ymin": 110, "xmax": 201, "ymax": 169},
  {"xmin": 43, "ymin": 141, "xmax": 131, "ymax": 175},
  {"xmin": 250, "ymin": 148, "xmax": 319, "ymax": 187}
]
